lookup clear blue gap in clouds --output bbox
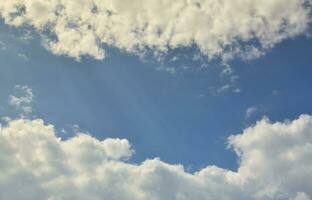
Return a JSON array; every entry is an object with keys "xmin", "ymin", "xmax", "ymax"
[{"xmin": 1, "ymin": 21, "xmax": 312, "ymax": 171}]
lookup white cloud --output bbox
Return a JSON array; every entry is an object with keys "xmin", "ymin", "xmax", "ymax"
[
  {"xmin": 0, "ymin": 0, "xmax": 311, "ymax": 61},
  {"xmin": 17, "ymin": 53, "xmax": 29, "ymax": 61},
  {"xmin": 208, "ymin": 83, "xmax": 241, "ymax": 95},
  {"xmin": 156, "ymin": 66, "xmax": 177, "ymax": 74},
  {"xmin": 0, "ymin": 114, "xmax": 311, "ymax": 200},
  {"xmin": 9, "ymin": 85, "xmax": 34, "ymax": 115},
  {"xmin": 0, "ymin": 41, "xmax": 6, "ymax": 51},
  {"xmin": 245, "ymin": 106, "xmax": 258, "ymax": 119},
  {"xmin": 217, "ymin": 84, "xmax": 231, "ymax": 93},
  {"xmin": 294, "ymin": 192, "xmax": 311, "ymax": 200}
]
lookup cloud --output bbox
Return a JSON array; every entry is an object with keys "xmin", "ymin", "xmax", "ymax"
[
  {"xmin": 0, "ymin": 114, "xmax": 311, "ymax": 200},
  {"xmin": 17, "ymin": 53, "xmax": 30, "ymax": 61},
  {"xmin": 0, "ymin": 0, "xmax": 311, "ymax": 61},
  {"xmin": 208, "ymin": 83, "xmax": 241, "ymax": 95},
  {"xmin": 8, "ymin": 85, "xmax": 34, "ymax": 116},
  {"xmin": 217, "ymin": 84, "xmax": 231, "ymax": 93},
  {"xmin": 245, "ymin": 106, "xmax": 258, "ymax": 119},
  {"xmin": 294, "ymin": 192, "xmax": 311, "ymax": 200},
  {"xmin": 0, "ymin": 41, "xmax": 6, "ymax": 51}
]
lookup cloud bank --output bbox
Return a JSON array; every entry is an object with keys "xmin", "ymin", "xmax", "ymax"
[
  {"xmin": 0, "ymin": 114, "xmax": 311, "ymax": 200},
  {"xmin": 0, "ymin": 0, "xmax": 311, "ymax": 61}
]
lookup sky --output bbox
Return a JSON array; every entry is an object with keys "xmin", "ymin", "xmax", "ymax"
[{"xmin": 0, "ymin": 1, "xmax": 312, "ymax": 200}]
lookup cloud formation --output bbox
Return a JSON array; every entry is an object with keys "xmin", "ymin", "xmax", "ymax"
[
  {"xmin": 9, "ymin": 85, "xmax": 34, "ymax": 115},
  {"xmin": 0, "ymin": 114, "xmax": 311, "ymax": 200},
  {"xmin": 245, "ymin": 106, "xmax": 258, "ymax": 119},
  {"xmin": 0, "ymin": 0, "xmax": 311, "ymax": 61}
]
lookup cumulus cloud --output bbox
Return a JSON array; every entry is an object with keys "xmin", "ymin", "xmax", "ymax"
[
  {"xmin": 0, "ymin": 114, "xmax": 311, "ymax": 200},
  {"xmin": 0, "ymin": 0, "xmax": 311, "ymax": 61}
]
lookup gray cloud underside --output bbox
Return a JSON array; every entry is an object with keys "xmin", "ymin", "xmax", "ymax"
[
  {"xmin": 0, "ymin": 0, "xmax": 311, "ymax": 61},
  {"xmin": 0, "ymin": 115, "xmax": 311, "ymax": 200}
]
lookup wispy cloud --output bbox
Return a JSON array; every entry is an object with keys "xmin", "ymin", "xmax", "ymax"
[
  {"xmin": 208, "ymin": 83, "xmax": 241, "ymax": 96},
  {"xmin": 17, "ymin": 53, "xmax": 29, "ymax": 62},
  {"xmin": 245, "ymin": 106, "xmax": 258, "ymax": 119},
  {"xmin": 9, "ymin": 85, "xmax": 34, "ymax": 117},
  {"xmin": 0, "ymin": 41, "xmax": 6, "ymax": 51}
]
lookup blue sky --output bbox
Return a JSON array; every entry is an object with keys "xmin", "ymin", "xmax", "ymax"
[
  {"xmin": 1, "ymin": 19, "xmax": 312, "ymax": 171},
  {"xmin": 1, "ymin": 1, "xmax": 312, "ymax": 199}
]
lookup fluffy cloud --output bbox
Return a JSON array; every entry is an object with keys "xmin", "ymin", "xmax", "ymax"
[
  {"xmin": 0, "ymin": 0, "xmax": 311, "ymax": 61},
  {"xmin": 0, "ymin": 114, "xmax": 311, "ymax": 200}
]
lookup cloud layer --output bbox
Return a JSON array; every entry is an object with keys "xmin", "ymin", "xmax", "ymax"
[
  {"xmin": 0, "ymin": 115, "xmax": 311, "ymax": 200},
  {"xmin": 0, "ymin": 0, "xmax": 311, "ymax": 61}
]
